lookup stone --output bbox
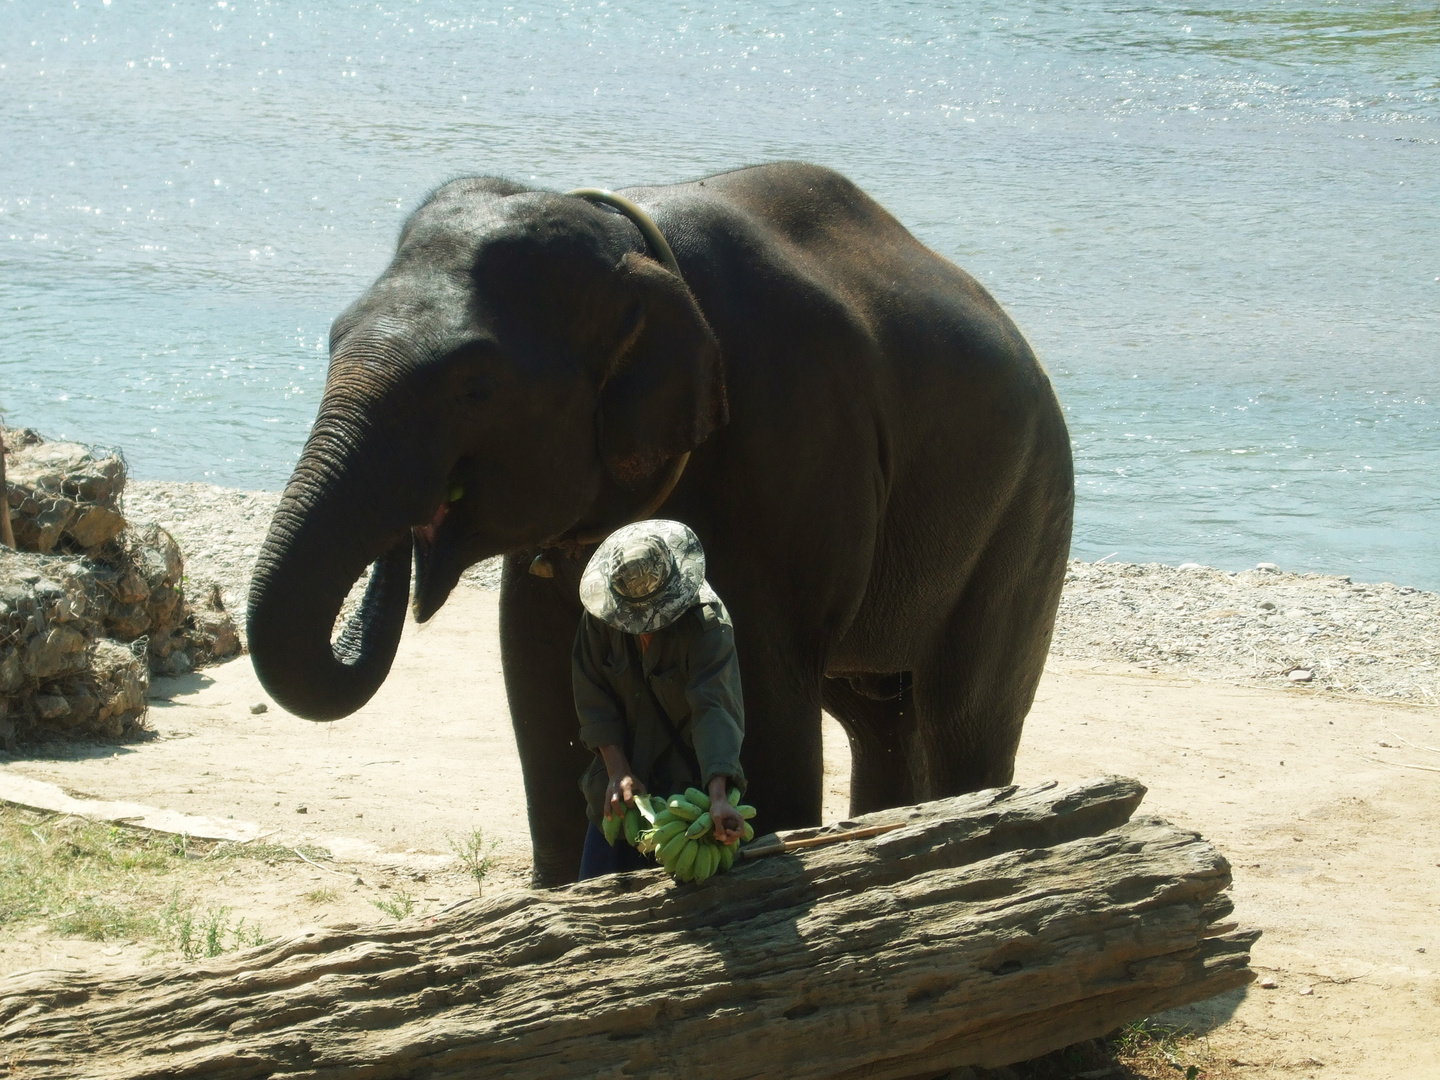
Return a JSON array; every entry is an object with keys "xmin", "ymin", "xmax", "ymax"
[
  {"xmin": 10, "ymin": 495, "xmax": 74, "ymax": 554},
  {"xmin": 1255, "ymin": 562, "xmax": 1280, "ymax": 572},
  {"xmin": 1288, "ymin": 669, "xmax": 1313, "ymax": 682},
  {"xmin": 0, "ymin": 649, "xmax": 22, "ymax": 693},
  {"xmin": 4, "ymin": 438, "xmax": 126, "ymax": 556},
  {"xmin": 23, "ymin": 626, "xmax": 87, "ymax": 680},
  {"xmin": 114, "ymin": 567, "xmax": 150, "ymax": 604},
  {"xmin": 67, "ymin": 504, "xmax": 126, "ymax": 549},
  {"xmin": 250, "ymin": 702, "xmax": 269, "ymax": 715},
  {"xmin": 33, "ymin": 693, "xmax": 70, "ymax": 720},
  {"xmin": 1259, "ymin": 976, "xmax": 1278, "ymax": 988},
  {"xmin": 104, "ymin": 600, "xmax": 151, "ymax": 640},
  {"xmin": 189, "ymin": 609, "xmax": 241, "ymax": 661}
]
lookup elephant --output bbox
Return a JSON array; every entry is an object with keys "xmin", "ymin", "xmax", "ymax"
[{"xmin": 247, "ymin": 161, "xmax": 1074, "ymax": 887}]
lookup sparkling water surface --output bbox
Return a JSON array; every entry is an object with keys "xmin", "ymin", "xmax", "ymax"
[{"xmin": 2, "ymin": 2, "xmax": 1437, "ymax": 587}]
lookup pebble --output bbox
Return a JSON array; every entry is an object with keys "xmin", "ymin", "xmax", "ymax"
[
  {"xmin": 1288, "ymin": 669, "xmax": 1313, "ymax": 682},
  {"xmin": 126, "ymin": 482, "xmax": 1440, "ymax": 705},
  {"xmin": 1259, "ymin": 977, "xmax": 1278, "ymax": 989},
  {"xmin": 1057, "ymin": 559, "xmax": 1440, "ymax": 702},
  {"xmin": 250, "ymin": 702, "xmax": 268, "ymax": 715}
]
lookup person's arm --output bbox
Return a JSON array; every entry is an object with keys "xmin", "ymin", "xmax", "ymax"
[
  {"xmin": 598, "ymin": 743, "xmax": 647, "ymax": 821},
  {"xmin": 685, "ymin": 613, "xmax": 746, "ymax": 843},
  {"xmin": 573, "ymin": 618, "xmax": 644, "ymax": 820}
]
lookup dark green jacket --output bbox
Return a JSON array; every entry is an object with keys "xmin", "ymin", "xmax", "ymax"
[{"xmin": 574, "ymin": 596, "xmax": 746, "ymax": 825}]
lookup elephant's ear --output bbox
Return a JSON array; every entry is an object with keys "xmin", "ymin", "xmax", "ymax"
[{"xmin": 598, "ymin": 253, "xmax": 727, "ymax": 490}]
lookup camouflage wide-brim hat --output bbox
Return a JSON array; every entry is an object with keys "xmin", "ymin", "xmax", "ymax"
[{"xmin": 579, "ymin": 520, "xmax": 707, "ymax": 633}]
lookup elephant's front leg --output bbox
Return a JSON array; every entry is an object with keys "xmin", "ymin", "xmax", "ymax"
[{"xmin": 499, "ymin": 551, "xmax": 593, "ymax": 888}]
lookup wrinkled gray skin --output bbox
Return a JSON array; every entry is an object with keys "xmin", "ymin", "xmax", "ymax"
[{"xmin": 247, "ymin": 162, "xmax": 1073, "ymax": 887}]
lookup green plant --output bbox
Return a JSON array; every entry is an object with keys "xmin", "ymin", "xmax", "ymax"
[
  {"xmin": 159, "ymin": 892, "xmax": 267, "ymax": 959},
  {"xmin": 304, "ymin": 887, "xmax": 338, "ymax": 905},
  {"xmin": 1110, "ymin": 1018, "xmax": 1217, "ymax": 1080},
  {"xmin": 371, "ymin": 889, "xmax": 417, "ymax": 921},
  {"xmin": 449, "ymin": 827, "xmax": 500, "ymax": 894}
]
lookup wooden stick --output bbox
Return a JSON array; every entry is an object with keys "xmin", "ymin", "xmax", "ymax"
[{"xmin": 0, "ymin": 426, "xmax": 14, "ymax": 549}]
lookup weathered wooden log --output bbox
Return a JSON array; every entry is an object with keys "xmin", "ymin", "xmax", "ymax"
[{"xmin": 0, "ymin": 776, "xmax": 1256, "ymax": 1079}]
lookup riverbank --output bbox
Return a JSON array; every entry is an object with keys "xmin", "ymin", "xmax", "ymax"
[
  {"xmin": 126, "ymin": 480, "xmax": 1440, "ymax": 704},
  {"xmin": 3, "ymin": 584, "xmax": 1437, "ymax": 1079}
]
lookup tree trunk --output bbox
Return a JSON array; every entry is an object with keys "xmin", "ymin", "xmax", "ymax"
[
  {"xmin": 0, "ymin": 426, "xmax": 15, "ymax": 549},
  {"xmin": 0, "ymin": 776, "xmax": 1257, "ymax": 1080}
]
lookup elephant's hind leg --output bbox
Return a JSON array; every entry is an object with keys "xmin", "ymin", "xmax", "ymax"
[
  {"xmin": 910, "ymin": 503, "xmax": 1069, "ymax": 800},
  {"xmin": 821, "ymin": 673, "xmax": 918, "ymax": 816}
]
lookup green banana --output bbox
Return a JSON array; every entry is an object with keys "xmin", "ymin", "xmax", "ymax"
[
  {"xmin": 650, "ymin": 820, "xmax": 687, "ymax": 847},
  {"xmin": 737, "ymin": 804, "xmax": 756, "ymax": 820},
  {"xmin": 675, "ymin": 839, "xmax": 700, "ymax": 879},
  {"xmin": 666, "ymin": 797, "xmax": 701, "ymax": 822},
  {"xmin": 624, "ymin": 805, "xmax": 643, "ymax": 846},
  {"xmin": 701, "ymin": 842, "xmax": 720, "ymax": 882},
  {"xmin": 690, "ymin": 843, "xmax": 710, "ymax": 885},
  {"xmin": 652, "ymin": 810, "xmax": 679, "ymax": 828},
  {"xmin": 635, "ymin": 795, "xmax": 659, "ymax": 825},
  {"xmin": 657, "ymin": 830, "xmax": 689, "ymax": 866},
  {"xmin": 717, "ymin": 842, "xmax": 735, "ymax": 873},
  {"xmin": 685, "ymin": 812, "xmax": 713, "ymax": 839},
  {"xmin": 684, "ymin": 787, "xmax": 711, "ymax": 811},
  {"xmin": 741, "ymin": 820, "xmax": 755, "ymax": 843},
  {"xmin": 728, "ymin": 787, "xmax": 742, "ymax": 806},
  {"xmin": 602, "ymin": 812, "xmax": 622, "ymax": 846}
]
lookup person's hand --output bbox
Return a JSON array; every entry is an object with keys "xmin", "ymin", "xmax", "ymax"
[
  {"xmin": 707, "ymin": 775, "xmax": 743, "ymax": 844},
  {"xmin": 604, "ymin": 771, "xmax": 647, "ymax": 820}
]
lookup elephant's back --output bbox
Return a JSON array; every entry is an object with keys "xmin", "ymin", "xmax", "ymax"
[{"xmin": 636, "ymin": 164, "xmax": 1073, "ymax": 663}]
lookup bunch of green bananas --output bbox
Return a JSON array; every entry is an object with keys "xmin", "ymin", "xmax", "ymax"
[{"xmin": 602, "ymin": 786, "xmax": 756, "ymax": 885}]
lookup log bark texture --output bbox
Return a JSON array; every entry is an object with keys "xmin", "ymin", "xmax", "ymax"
[{"xmin": 0, "ymin": 776, "xmax": 1257, "ymax": 1080}]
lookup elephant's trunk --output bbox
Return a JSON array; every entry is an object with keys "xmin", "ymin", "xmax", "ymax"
[{"xmin": 246, "ymin": 424, "xmax": 415, "ymax": 722}]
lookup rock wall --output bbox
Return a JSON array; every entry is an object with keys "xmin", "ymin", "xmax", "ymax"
[{"xmin": 1, "ymin": 430, "xmax": 242, "ymax": 747}]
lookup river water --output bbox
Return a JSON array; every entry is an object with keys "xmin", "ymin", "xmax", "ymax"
[{"xmin": 2, "ymin": 2, "xmax": 1437, "ymax": 587}]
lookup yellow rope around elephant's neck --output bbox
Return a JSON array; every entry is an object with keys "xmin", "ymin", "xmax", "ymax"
[{"xmin": 527, "ymin": 189, "xmax": 693, "ymax": 577}]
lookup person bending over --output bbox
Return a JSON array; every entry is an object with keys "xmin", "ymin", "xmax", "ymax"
[{"xmin": 573, "ymin": 519, "xmax": 745, "ymax": 880}]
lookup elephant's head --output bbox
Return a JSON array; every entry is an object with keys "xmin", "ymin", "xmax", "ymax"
[{"xmin": 246, "ymin": 179, "xmax": 727, "ymax": 720}]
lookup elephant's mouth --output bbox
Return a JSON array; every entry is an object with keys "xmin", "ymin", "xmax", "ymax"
[{"xmin": 411, "ymin": 498, "xmax": 458, "ymax": 622}]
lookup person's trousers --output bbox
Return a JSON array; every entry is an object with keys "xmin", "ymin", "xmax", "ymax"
[{"xmin": 579, "ymin": 822, "xmax": 655, "ymax": 880}]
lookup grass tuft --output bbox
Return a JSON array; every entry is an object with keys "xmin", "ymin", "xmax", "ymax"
[
  {"xmin": 371, "ymin": 889, "xmax": 417, "ymax": 921},
  {"xmin": 449, "ymin": 827, "xmax": 499, "ymax": 894},
  {"xmin": 0, "ymin": 806, "xmax": 311, "ymax": 958}
]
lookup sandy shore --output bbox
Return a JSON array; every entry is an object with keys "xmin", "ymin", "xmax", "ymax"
[
  {"xmin": 2, "ymin": 585, "xmax": 1437, "ymax": 1078},
  {"xmin": 2, "ymin": 480, "xmax": 1434, "ymax": 1077}
]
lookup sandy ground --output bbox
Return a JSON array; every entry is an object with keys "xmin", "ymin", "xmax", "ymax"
[{"xmin": 2, "ymin": 588, "xmax": 1437, "ymax": 1078}]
